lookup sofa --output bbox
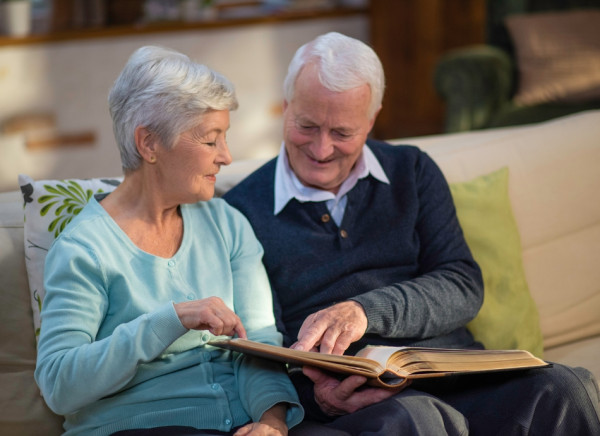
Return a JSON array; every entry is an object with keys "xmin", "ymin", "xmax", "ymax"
[
  {"xmin": 434, "ymin": 0, "xmax": 600, "ymax": 133},
  {"xmin": 1, "ymin": 110, "xmax": 599, "ymax": 435}
]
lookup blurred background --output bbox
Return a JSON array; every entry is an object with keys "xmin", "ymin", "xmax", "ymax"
[{"xmin": 2, "ymin": 0, "xmax": 597, "ymax": 193}]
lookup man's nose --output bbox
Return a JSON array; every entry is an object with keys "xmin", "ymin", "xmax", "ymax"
[{"xmin": 310, "ymin": 132, "xmax": 334, "ymax": 161}]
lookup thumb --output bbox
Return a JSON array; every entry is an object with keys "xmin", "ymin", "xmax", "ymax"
[
  {"xmin": 302, "ymin": 366, "xmax": 331, "ymax": 384},
  {"xmin": 302, "ymin": 366, "xmax": 368, "ymax": 392}
]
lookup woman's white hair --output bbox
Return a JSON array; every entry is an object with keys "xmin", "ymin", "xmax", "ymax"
[
  {"xmin": 283, "ymin": 32, "xmax": 385, "ymax": 119},
  {"xmin": 108, "ymin": 46, "xmax": 238, "ymax": 172}
]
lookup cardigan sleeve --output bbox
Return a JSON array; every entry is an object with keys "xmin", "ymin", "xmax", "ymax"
[
  {"xmin": 350, "ymin": 151, "xmax": 484, "ymax": 342},
  {"xmin": 35, "ymin": 236, "xmax": 188, "ymax": 415}
]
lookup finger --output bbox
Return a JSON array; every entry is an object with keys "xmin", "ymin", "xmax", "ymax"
[
  {"xmin": 302, "ymin": 365, "xmax": 331, "ymax": 384},
  {"xmin": 335, "ymin": 374, "xmax": 369, "ymax": 398},
  {"xmin": 295, "ymin": 315, "xmax": 327, "ymax": 352},
  {"xmin": 220, "ymin": 315, "xmax": 244, "ymax": 337},
  {"xmin": 290, "ymin": 341, "xmax": 319, "ymax": 352},
  {"xmin": 204, "ymin": 301, "xmax": 243, "ymax": 336},
  {"xmin": 330, "ymin": 328, "xmax": 357, "ymax": 355},
  {"xmin": 302, "ymin": 366, "xmax": 365, "ymax": 393},
  {"xmin": 233, "ymin": 424, "xmax": 252, "ymax": 436},
  {"xmin": 234, "ymin": 320, "xmax": 247, "ymax": 339},
  {"xmin": 317, "ymin": 320, "xmax": 356, "ymax": 355},
  {"xmin": 206, "ymin": 311, "xmax": 238, "ymax": 336},
  {"xmin": 318, "ymin": 326, "xmax": 342, "ymax": 355}
]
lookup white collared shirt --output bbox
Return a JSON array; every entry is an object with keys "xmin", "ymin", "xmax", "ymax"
[{"xmin": 274, "ymin": 142, "xmax": 390, "ymax": 226}]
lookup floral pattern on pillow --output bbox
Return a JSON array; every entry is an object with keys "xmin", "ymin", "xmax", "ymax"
[{"xmin": 18, "ymin": 174, "xmax": 122, "ymax": 339}]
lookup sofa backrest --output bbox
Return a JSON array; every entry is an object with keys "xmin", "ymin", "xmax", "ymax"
[{"xmin": 0, "ymin": 191, "xmax": 65, "ymax": 433}]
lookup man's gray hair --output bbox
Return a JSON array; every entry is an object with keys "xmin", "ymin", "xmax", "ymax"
[
  {"xmin": 108, "ymin": 46, "xmax": 238, "ymax": 172},
  {"xmin": 283, "ymin": 32, "xmax": 385, "ymax": 119}
]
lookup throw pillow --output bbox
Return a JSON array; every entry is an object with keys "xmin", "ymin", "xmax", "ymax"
[
  {"xmin": 18, "ymin": 174, "xmax": 122, "ymax": 340},
  {"xmin": 505, "ymin": 10, "xmax": 600, "ymax": 106},
  {"xmin": 450, "ymin": 167, "xmax": 544, "ymax": 357}
]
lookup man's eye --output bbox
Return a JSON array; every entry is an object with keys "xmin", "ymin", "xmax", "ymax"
[{"xmin": 334, "ymin": 131, "xmax": 351, "ymax": 138}]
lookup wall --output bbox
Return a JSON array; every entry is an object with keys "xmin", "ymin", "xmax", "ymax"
[{"xmin": 0, "ymin": 15, "xmax": 368, "ymax": 192}]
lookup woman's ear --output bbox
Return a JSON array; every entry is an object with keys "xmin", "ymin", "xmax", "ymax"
[{"xmin": 135, "ymin": 126, "xmax": 157, "ymax": 164}]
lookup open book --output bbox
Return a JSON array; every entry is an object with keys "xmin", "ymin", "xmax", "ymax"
[{"xmin": 209, "ymin": 338, "xmax": 550, "ymax": 389}]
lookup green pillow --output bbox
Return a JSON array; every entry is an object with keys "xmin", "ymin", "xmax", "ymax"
[{"xmin": 450, "ymin": 167, "xmax": 544, "ymax": 357}]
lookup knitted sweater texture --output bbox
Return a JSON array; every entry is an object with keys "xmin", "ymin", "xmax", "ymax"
[{"xmin": 224, "ymin": 141, "xmax": 483, "ymax": 353}]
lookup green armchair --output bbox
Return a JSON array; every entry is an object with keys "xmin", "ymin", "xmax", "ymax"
[{"xmin": 434, "ymin": 0, "xmax": 600, "ymax": 133}]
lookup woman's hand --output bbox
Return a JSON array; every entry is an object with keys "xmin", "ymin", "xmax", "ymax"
[
  {"xmin": 233, "ymin": 403, "xmax": 288, "ymax": 436},
  {"xmin": 174, "ymin": 296, "xmax": 247, "ymax": 338}
]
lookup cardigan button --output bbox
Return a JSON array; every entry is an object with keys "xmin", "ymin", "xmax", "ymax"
[
  {"xmin": 340, "ymin": 229, "xmax": 348, "ymax": 238},
  {"xmin": 321, "ymin": 214, "xmax": 330, "ymax": 223}
]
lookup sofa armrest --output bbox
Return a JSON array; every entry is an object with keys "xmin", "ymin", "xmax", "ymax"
[{"xmin": 434, "ymin": 45, "xmax": 514, "ymax": 132}]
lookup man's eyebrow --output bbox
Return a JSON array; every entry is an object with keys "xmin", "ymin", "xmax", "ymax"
[{"xmin": 332, "ymin": 126, "xmax": 356, "ymax": 134}]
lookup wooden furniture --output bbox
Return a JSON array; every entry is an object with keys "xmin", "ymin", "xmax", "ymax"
[
  {"xmin": 369, "ymin": 0, "xmax": 485, "ymax": 139},
  {"xmin": 0, "ymin": 2, "xmax": 368, "ymax": 47}
]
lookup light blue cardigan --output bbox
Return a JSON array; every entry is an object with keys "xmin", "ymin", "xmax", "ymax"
[{"xmin": 35, "ymin": 197, "xmax": 303, "ymax": 435}]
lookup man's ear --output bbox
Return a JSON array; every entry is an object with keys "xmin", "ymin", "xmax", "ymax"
[
  {"xmin": 282, "ymin": 100, "xmax": 289, "ymax": 112},
  {"xmin": 368, "ymin": 107, "xmax": 382, "ymax": 132},
  {"xmin": 134, "ymin": 126, "xmax": 156, "ymax": 163}
]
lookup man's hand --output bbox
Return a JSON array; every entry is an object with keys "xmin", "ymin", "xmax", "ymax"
[
  {"xmin": 303, "ymin": 366, "xmax": 406, "ymax": 416},
  {"xmin": 291, "ymin": 301, "xmax": 367, "ymax": 355}
]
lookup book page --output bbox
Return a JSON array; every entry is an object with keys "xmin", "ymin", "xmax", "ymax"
[{"xmin": 356, "ymin": 346, "xmax": 548, "ymax": 376}]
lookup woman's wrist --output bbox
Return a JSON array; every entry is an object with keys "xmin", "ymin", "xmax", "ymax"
[{"xmin": 260, "ymin": 403, "xmax": 288, "ymax": 435}]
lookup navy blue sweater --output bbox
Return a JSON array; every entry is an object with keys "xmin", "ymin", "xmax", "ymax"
[{"xmin": 224, "ymin": 140, "xmax": 483, "ymax": 354}]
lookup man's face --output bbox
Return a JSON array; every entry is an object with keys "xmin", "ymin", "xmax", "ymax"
[{"xmin": 283, "ymin": 63, "xmax": 376, "ymax": 194}]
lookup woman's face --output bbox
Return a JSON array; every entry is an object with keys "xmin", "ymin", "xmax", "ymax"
[{"xmin": 159, "ymin": 110, "xmax": 232, "ymax": 203}]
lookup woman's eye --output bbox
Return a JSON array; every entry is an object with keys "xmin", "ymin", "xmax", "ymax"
[{"xmin": 204, "ymin": 142, "xmax": 217, "ymax": 147}]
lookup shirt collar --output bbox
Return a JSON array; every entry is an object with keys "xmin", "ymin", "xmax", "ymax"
[{"xmin": 274, "ymin": 142, "xmax": 390, "ymax": 215}]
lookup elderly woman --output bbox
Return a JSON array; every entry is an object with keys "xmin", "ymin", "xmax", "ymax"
[{"xmin": 34, "ymin": 46, "xmax": 303, "ymax": 436}]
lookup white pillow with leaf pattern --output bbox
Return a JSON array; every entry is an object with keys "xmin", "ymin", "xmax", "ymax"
[{"xmin": 18, "ymin": 174, "xmax": 122, "ymax": 340}]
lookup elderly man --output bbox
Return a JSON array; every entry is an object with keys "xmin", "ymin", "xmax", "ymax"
[{"xmin": 224, "ymin": 32, "xmax": 600, "ymax": 435}]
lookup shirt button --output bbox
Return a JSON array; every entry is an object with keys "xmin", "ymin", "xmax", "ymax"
[
  {"xmin": 224, "ymin": 419, "xmax": 232, "ymax": 425},
  {"xmin": 321, "ymin": 214, "xmax": 330, "ymax": 223},
  {"xmin": 168, "ymin": 260, "xmax": 175, "ymax": 267},
  {"xmin": 340, "ymin": 229, "xmax": 348, "ymax": 238}
]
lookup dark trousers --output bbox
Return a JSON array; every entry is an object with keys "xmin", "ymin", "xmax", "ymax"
[
  {"xmin": 290, "ymin": 363, "xmax": 600, "ymax": 436},
  {"xmin": 112, "ymin": 364, "xmax": 600, "ymax": 436},
  {"xmin": 112, "ymin": 427, "xmax": 242, "ymax": 435}
]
